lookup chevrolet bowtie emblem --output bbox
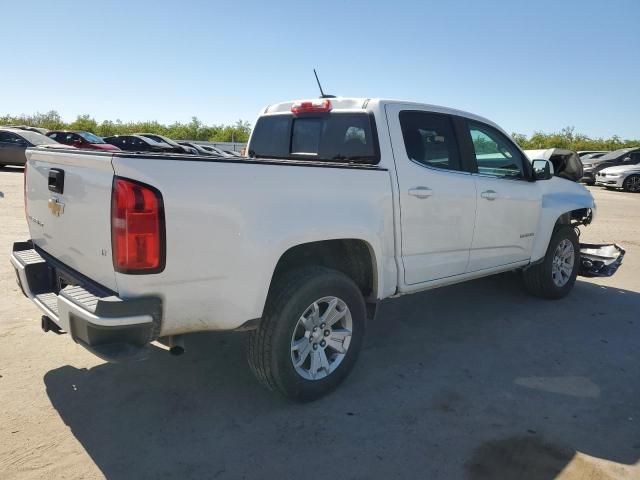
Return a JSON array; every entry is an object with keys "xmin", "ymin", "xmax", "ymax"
[{"xmin": 48, "ymin": 198, "xmax": 65, "ymax": 217}]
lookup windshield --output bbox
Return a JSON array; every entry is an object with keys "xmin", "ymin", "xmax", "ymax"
[
  {"xmin": 78, "ymin": 131, "xmax": 106, "ymax": 144},
  {"xmin": 249, "ymin": 112, "xmax": 379, "ymax": 164},
  {"xmin": 20, "ymin": 130, "xmax": 58, "ymax": 146}
]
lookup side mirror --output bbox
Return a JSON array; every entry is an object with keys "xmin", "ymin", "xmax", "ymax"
[{"xmin": 532, "ymin": 159, "xmax": 554, "ymax": 180}]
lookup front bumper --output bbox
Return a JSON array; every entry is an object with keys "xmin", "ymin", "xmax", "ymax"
[
  {"xmin": 595, "ymin": 175, "xmax": 624, "ymax": 188},
  {"xmin": 11, "ymin": 241, "xmax": 162, "ymax": 362}
]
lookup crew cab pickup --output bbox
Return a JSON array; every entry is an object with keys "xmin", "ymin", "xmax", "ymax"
[{"xmin": 12, "ymin": 98, "xmax": 598, "ymax": 401}]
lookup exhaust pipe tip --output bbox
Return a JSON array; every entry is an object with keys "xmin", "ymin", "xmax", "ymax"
[{"xmin": 167, "ymin": 335, "xmax": 185, "ymax": 356}]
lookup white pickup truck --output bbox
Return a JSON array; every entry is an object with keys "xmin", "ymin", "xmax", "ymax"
[{"xmin": 12, "ymin": 97, "xmax": 599, "ymax": 401}]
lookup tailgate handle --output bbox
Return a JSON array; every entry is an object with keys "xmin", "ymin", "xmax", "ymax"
[{"xmin": 48, "ymin": 169, "xmax": 65, "ymax": 194}]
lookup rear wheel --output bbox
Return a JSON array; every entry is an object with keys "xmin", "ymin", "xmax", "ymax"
[
  {"xmin": 248, "ymin": 267, "xmax": 366, "ymax": 402},
  {"xmin": 623, "ymin": 175, "xmax": 640, "ymax": 193},
  {"xmin": 523, "ymin": 226, "xmax": 580, "ymax": 299}
]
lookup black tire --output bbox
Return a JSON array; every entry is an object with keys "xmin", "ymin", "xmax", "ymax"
[
  {"xmin": 623, "ymin": 175, "xmax": 640, "ymax": 193},
  {"xmin": 523, "ymin": 226, "xmax": 580, "ymax": 299},
  {"xmin": 248, "ymin": 266, "xmax": 366, "ymax": 402}
]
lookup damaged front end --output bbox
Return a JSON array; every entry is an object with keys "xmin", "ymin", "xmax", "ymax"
[{"xmin": 579, "ymin": 243, "xmax": 625, "ymax": 278}]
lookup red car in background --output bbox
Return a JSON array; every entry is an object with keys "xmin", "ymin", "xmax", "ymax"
[{"xmin": 46, "ymin": 130, "xmax": 120, "ymax": 151}]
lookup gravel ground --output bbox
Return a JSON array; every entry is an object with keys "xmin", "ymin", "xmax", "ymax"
[{"xmin": 1, "ymin": 165, "xmax": 638, "ymax": 479}]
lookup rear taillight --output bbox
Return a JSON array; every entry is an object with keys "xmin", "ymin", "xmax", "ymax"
[{"xmin": 111, "ymin": 177, "xmax": 165, "ymax": 274}]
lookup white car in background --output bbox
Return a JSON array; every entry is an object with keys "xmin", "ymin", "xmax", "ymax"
[{"xmin": 596, "ymin": 160, "xmax": 640, "ymax": 192}]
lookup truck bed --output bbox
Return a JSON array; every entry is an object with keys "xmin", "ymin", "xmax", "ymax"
[{"xmin": 23, "ymin": 147, "xmax": 396, "ymax": 337}]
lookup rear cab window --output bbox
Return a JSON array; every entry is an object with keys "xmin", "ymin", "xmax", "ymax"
[{"xmin": 248, "ymin": 112, "xmax": 379, "ymax": 164}]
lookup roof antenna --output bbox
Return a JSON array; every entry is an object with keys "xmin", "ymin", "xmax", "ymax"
[{"xmin": 314, "ymin": 69, "xmax": 336, "ymax": 99}]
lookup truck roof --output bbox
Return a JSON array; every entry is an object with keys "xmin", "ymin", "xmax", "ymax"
[{"xmin": 262, "ymin": 97, "xmax": 503, "ymax": 132}]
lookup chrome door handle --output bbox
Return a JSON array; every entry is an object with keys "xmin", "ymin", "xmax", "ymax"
[
  {"xmin": 480, "ymin": 190, "xmax": 498, "ymax": 201},
  {"xmin": 408, "ymin": 187, "xmax": 433, "ymax": 199}
]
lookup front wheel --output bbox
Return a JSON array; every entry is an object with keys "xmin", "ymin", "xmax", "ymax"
[
  {"xmin": 248, "ymin": 267, "xmax": 366, "ymax": 402},
  {"xmin": 623, "ymin": 175, "xmax": 640, "ymax": 193},
  {"xmin": 523, "ymin": 226, "xmax": 580, "ymax": 299}
]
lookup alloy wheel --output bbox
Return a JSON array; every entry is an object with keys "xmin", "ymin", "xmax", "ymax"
[
  {"xmin": 551, "ymin": 239, "xmax": 575, "ymax": 287},
  {"xmin": 290, "ymin": 296, "xmax": 353, "ymax": 381}
]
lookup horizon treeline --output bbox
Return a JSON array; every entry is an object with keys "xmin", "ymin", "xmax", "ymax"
[
  {"xmin": 512, "ymin": 126, "xmax": 638, "ymax": 151},
  {"xmin": 0, "ymin": 111, "xmax": 251, "ymax": 143}
]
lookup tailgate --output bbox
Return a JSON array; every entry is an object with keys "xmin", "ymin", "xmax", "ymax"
[{"xmin": 25, "ymin": 148, "xmax": 118, "ymax": 291}]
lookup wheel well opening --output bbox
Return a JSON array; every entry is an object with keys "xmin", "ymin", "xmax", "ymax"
[
  {"xmin": 555, "ymin": 208, "xmax": 592, "ymax": 229},
  {"xmin": 270, "ymin": 239, "xmax": 376, "ymax": 300}
]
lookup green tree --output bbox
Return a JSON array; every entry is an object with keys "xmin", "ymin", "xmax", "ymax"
[
  {"xmin": 1, "ymin": 110, "xmax": 254, "ymax": 142},
  {"xmin": 512, "ymin": 127, "xmax": 639, "ymax": 151}
]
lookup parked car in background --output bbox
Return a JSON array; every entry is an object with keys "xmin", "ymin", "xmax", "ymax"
[
  {"xmin": 201, "ymin": 145, "xmax": 233, "ymax": 156},
  {"xmin": 103, "ymin": 134, "xmax": 177, "ymax": 153},
  {"xmin": 581, "ymin": 147, "xmax": 640, "ymax": 185},
  {"xmin": 137, "ymin": 133, "xmax": 196, "ymax": 154},
  {"xmin": 222, "ymin": 149, "xmax": 242, "ymax": 157},
  {"xmin": 2, "ymin": 125, "xmax": 50, "ymax": 135},
  {"xmin": 0, "ymin": 127, "xmax": 71, "ymax": 167},
  {"xmin": 595, "ymin": 151, "xmax": 640, "ymax": 192},
  {"xmin": 176, "ymin": 142, "xmax": 234, "ymax": 157},
  {"xmin": 177, "ymin": 141, "xmax": 216, "ymax": 155},
  {"xmin": 47, "ymin": 130, "xmax": 120, "ymax": 151}
]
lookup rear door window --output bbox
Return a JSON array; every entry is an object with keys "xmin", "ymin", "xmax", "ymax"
[
  {"xmin": 0, "ymin": 132, "xmax": 14, "ymax": 143},
  {"xmin": 0, "ymin": 132, "xmax": 23, "ymax": 144},
  {"xmin": 60, "ymin": 133, "xmax": 75, "ymax": 145},
  {"xmin": 249, "ymin": 112, "xmax": 378, "ymax": 164},
  {"xmin": 132, "ymin": 138, "xmax": 150, "ymax": 150},
  {"xmin": 399, "ymin": 111, "xmax": 461, "ymax": 171},
  {"xmin": 626, "ymin": 152, "xmax": 640, "ymax": 164}
]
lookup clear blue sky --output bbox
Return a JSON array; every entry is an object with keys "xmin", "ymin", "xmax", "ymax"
[{"xmin": 2, "ymin": 0, "xmax": 639, "ymax": 137}]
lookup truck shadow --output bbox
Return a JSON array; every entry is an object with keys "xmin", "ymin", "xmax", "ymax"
[{"xmin": 43, "ymin": 274, "xmax": 640, "ymax": 479}]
